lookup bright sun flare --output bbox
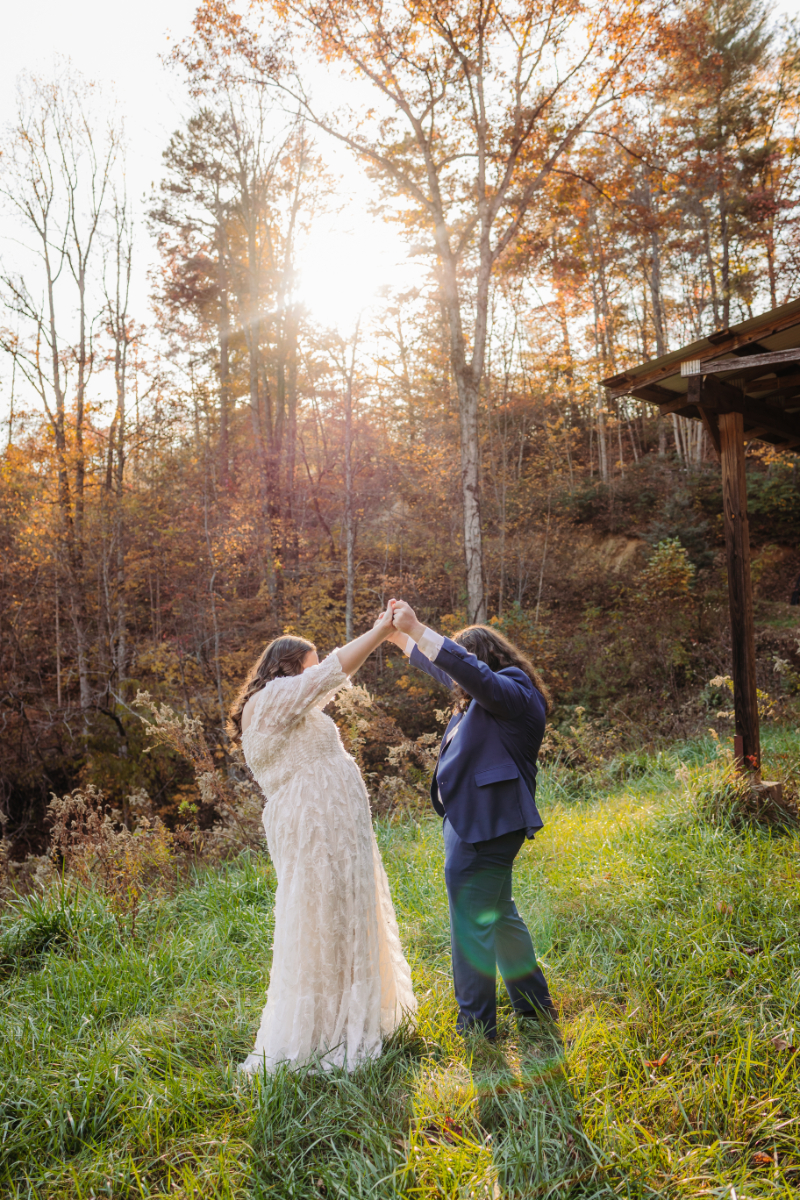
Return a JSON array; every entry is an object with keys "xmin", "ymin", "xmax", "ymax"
[{"xmin": 294, "ymin": 208, "xmax": 419, "ymax": 333}]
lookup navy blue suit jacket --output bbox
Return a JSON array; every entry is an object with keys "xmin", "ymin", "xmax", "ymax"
[{"xmin": 409, "ymin": 636, "xmax": 546, "ymax": 843}]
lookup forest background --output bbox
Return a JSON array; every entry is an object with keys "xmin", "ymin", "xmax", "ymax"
[{"xmin": 3, "ymin": 0, "xmax": 800, "ymax": 860}]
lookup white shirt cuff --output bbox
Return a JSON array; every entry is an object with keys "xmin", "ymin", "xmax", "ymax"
[
  {"xmin": 402, "ymin": 635, "xmax": 415, "ymax": 657},
  {"xmin": 417, "ymin": 627, "xmax": 445, "ymax": 662}
]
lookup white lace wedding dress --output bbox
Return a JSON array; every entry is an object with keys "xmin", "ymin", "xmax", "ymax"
[{"xmin": 239, "ymin": 650, "xmax": 416, "ymax": 1073}]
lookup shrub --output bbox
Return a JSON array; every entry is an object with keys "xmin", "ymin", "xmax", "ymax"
[
  {"xmin": 773, "ymin": 651, "xmax": 800, "ymax": 697},
  {"xmin": 540, "ymin": 706, "xmax": 621, "ymax": 772},
  {"xmin": 374, "ymin": 727, "xmax": 443, "ymax": 813},
  {"xmin": 0, "ymin": 837, "xmax": 53, "ymax": 906},
  {"xmin": 746, "ymin": 467, "xmax": 800, "ymax": 538},
  {"xmin": 536, "ymin": 708, "xmax": 626, "ymax": 803},
  {"xmin": 330, "ymin": 683, "xmax": 450, "ymax": 814},
  {"xmin": 133, "ymin": 691, "xmax": 263, "ymax": 856},
  {"xmin": 0, "ymin": 892, "xmax": 78, "ymax": 978},
  {"xmin": 637, "ymin": 537, "xmax": 695, "ymax": 604},
  {"xmin": 36, "ymin": 725, "xmax": 268, "ymax": 932},
  {"xmin": 707, "ymin": 674, "xmax": 781, "ymax": 724},
  {"xmin": 331, "ymin": 683, "xmax": 376, "ymax": 768},
  {"xmin": 680, "ymin": 757, "xmax": 799, "ymax": 829},
  {"xmin": 48, "ymin": 785, "xmax": 177, "ymax": 937}
]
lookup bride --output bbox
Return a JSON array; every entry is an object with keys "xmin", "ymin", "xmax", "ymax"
[{"xmin": 229, "ymin": 604, "xmax": 416, "ymax": 1073}]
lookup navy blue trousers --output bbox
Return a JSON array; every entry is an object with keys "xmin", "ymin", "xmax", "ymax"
[{"xmin": 443, "ymin": 816, "xmax": 553, "ymax": 1036}]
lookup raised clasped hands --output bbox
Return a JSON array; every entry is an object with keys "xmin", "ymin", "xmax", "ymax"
[
  {"xmin": 373, "ymin": 600, "xmax": 397, "ymax": 641},
  {"xmin": 389, "ymin": 600, "xmax": 424, "ymax": 641},
  {"xmin": 372, "ymin": 598, "xmax": 425, "ymax": 647}
]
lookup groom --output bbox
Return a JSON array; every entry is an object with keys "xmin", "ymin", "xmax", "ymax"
[{"xmin": 385, "ymin": 600, "xmax": 556, "ymax": 1039}]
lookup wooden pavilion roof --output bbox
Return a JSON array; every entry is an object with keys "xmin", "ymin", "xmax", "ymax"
[{"xmin": 601, "ymin": 297, "xmax": 800, "ymax": 450}]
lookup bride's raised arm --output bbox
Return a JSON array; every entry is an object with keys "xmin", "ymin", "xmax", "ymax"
[
  {"xmin": 246, "ymin": 605, "xmax": 396, "ymax": 738},
  {"xmin": 335, "ymin": 602, "xmax": 395, "ymax": 676}
]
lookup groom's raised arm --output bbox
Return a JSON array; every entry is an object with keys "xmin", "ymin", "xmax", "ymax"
[
  {"xmin": 402, "ymin": 632, "xmax": 454, "ymax": 690},
  {"xmin": 390, "ymin": 605, "xmax": 454, "ymax": 689},
  {"xmin": 376, "ymin": 606, "xmax": 453, "ymax": 689},
  {"xmin": 390, "ymin": 600, "xmax": 533, "ymax": 717}
]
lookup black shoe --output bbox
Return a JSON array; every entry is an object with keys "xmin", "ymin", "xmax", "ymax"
[
  {"xmin": 517, "ymin": 1006, "xmax": 561, "ymax": 1043},
  {"xmin": 457, "ymin": 1022, "xmax": 498, "ymax": 1042},
  {"xmin": 517, "ymin": 1003, "xmax": 558, "ymax": 1022}
]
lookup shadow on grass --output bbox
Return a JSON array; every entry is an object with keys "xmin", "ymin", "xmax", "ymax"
[
  {"xmin": 467, "ymin": 1016, "xmax": 636, "ymax": 1199},
  {"xmin": 246, "ymin": 1023, "xmax": 425, "ymax": 1200}
]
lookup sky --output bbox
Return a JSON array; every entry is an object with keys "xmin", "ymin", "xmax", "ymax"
[
  {"xmin": 2, "ymin": 0, "xmax": 795, "ymax": 422},
  {"xmin": 1, "ymin": 0, "xmax": 199, "ymax": 246},
  {"xmin": 0, "ymin": 0, "xmax": 418, "ymax": 346}
]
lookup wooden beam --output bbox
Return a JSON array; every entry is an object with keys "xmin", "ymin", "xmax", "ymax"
[
  {"xmin": 747, "ymin": 369, "xmax": 800, "ymax": 387},
  {"xmin": 644, "ymin": 375, "xmax": 800, "ymax": 444},
  {"xmin": 702, "ymin": 374, "xmax": 800, "ymax": 442},
  {"xmin": 719, "ymin": 410, "xmax": 760, "ymax": 773},
  {"xmin": 699, "ymin": 406, "xmax": 721, "ymax": 455},
  {"xmin": 681, "ymin": 347, "xmax": 800, "ymax": 376},
  {"xmin": 602, "ymin": 370, "xmax": 631, "ymax": 390},
  {"xmin": 744, "ymin": 426, "xmax": 771, "ymax": 442},
  {"xmin": 624, "ymin": 382, "xmax": 678, "ymax": 406},
  {"xmin": 745, "ymin": 430, "xmax": 800, "ymax": 449},
  {"xmin": 706, "ymin": 332, "xmax": 764, "ymax": 348},
  {"xmin": 720, "ymin": 362, "xmax": 800, "ymax": 386},
  {"xmin": 745, "ymin": 374, "xmax": 800, "ymax": 396},
  {"xmin": 602, "ymin": 304, "xmax": 800, "ymax": 398},
  {"xmin": 686, "ymin": 375, "xmax": 722, "ymax": 455},
  {"xmin": 644, "ymin": 393, "xmax": 693, "ymax": 416}
]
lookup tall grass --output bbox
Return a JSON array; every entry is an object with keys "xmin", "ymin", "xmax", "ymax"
[{"xmin": 1, "ymin": 729, "xmax": 798, "ymax": 1197}]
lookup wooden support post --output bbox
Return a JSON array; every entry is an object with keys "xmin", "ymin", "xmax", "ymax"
[
  {"xmin": 718, "ymin": 410, "xmax": 761, "ymax": 773},
  {"xmin": 688, "ymin": 376, "xmax": 722, "ymax": 456},
  {"xmin": 733, "ymin": 734, "xmax": 744, "ymax": 769}
]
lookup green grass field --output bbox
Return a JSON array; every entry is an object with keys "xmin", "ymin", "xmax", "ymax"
[{"xmin": 2, "ymin": 731, "xmax": 799, "ymax": 1198}]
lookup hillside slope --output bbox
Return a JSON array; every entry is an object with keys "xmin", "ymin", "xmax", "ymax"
[{"xmin": 2, "ymin": 731, "xmax": 799, "ymax": 1198}]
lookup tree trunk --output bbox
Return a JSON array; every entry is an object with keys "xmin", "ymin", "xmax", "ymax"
[
  {"xmin": 658, "ymin": 414, "xmax": 667, "ymax": 458},
  {"xmin": 534, "ymin": 497, "xmax": 551, "ymax": 628},
  {"xmin": 107, "ymin": 196, "xmax": 133, "ymax": 686},
  {"xmin": 719, "ymin": 182, "xmax": 730, "ymax": 329},
  {"xmin": 241, "ymin": 218, "xmax": 277, "ymax": 613},
  {"xmin": 596, "ymin": 397, "xmax": 609, "ymax": 483},
  {"xmin": 702, "ymin": 211, "xmax": 721, "ymax": 329},
  {"xmin": 218, "ymin": 275, "xmax": 232, "ymax": 487},
  {"xmin": 55, "ymin": 571, "xmax": 62, "ymax": 708},
  {"xmin": 649, "ymin": 225, "xmax": 668, "ymax": 357},
  {"xmin": 284, "ymin": 326, "xmax": 300, "ymax": 579},
  {"xmin": 764, "ymin": 209, "xmax": 777, "ymax": 309},
  {"xmin": 672, "ymin": 413, "xmax": 685, "ymax": 464},
  {"xmin": 458, "ymin": 373, "xmax": 485, "ymax": 622},
  {"xmin": 719, "ymin": 409, "xmax": 760, "ymax": 770},
  {"xmin": 554, "ymin": 262, "xmax": 576, "ymax": 490},
  {"xmin": 344, "ymin": 367, "xmax": 355, "ymax": 642},
  {"xmin": 437, "ymin": 250, "xmax": 486, "ymax": 623}
]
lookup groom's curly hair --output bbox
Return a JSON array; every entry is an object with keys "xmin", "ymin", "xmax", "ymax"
[
  {"xmin": 451, "ymin": 625, "xmax": 551, "ymax": 715},
  {"xmin": 228, "ymin": 635, "xmax": 316, "ymax": 739}
]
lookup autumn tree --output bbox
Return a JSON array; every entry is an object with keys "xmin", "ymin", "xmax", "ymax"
[
  {"xmin": 669, "ymin": 0, "xmax": 776, "ymax": 328},
  {"xmin": 151, "ymin": 85, "xmax": 327, "ymax": 619},
  {"xmin": 0, "ymin": 67, "xmax": 124, "ymax": 711},
  {"xmin": 181, "ymin": 0, "xmax": 663, "ymax": 620}
]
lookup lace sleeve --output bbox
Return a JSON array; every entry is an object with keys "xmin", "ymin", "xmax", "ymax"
[{"xmin": 248, "ymin": 651, "xmax": 349, "ymax": 736}]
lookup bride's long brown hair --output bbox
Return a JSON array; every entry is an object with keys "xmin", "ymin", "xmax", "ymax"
[
  {"xmin": 228, "ymin": 635, "xmax": 316, "ymax": 739},
  {"xmin": 451, "ymin": 625, "xmax": 551, "ymax": 714}
]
